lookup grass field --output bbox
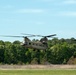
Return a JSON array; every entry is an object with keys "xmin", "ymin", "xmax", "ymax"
[{"xmin": 0, "ymin": 69, "xmax": 76, "ymax": 75}]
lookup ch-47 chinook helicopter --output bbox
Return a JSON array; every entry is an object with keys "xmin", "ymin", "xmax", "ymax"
[{"xmin": 0, "ymin": 33, "xmax": 56, "ymax": 50}]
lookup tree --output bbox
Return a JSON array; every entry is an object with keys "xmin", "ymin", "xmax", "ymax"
[
  {"xmin": 0, "ymin": 45, "xmax": 5, "ymax": 63},
  {"xmin": 13, "ymin": 40, "xmax": 21, "ymax": 45},
  {"xmin": 48, "ymin": 43, "xmax": 73, "ymax": 64}
]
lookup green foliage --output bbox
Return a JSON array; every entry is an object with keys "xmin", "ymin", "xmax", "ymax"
[
  {"xmin": 0, "ymin": 45, "xmax": 5, "ymax": 63},
  {"xmin": 0, "ymin": 38, "xmax": 76, "ymax": 64}
]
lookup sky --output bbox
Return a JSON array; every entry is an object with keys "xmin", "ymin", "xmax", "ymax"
[{"xmin": 0, "ymin": 0, "xmax": 76, "ymax": 42}]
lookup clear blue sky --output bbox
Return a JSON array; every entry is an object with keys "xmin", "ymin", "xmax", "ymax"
[{"xmin": 0, "ymin": 0, "xmax": 76, "ymax": 41}]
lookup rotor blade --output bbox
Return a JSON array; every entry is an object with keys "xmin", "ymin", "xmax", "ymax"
[
  {"xmin": 0, "ymin": 35, "xmax": 24, "ymax": 38},
  {"xmin": 21, "ymin": 33, "xmax": 43, "ymax": 37},
  {"xmin": 44, "ymin": 34, "xmax": 56, "ymax": 37},
  {"xmin": 0, "ymin": 35, "xmax": 34, "ymax": 38},
  {"xmin": 21, "ymin": 33, "xmax": 36, "ymax": 36},
  {"xmin": 21, "ymin": 33, "xmax": 56, "ymax": 37}
]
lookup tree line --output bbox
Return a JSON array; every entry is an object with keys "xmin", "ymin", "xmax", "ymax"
[{"xmin": 0, "ymin": 37, "xmax": 76, "ymax": 64}]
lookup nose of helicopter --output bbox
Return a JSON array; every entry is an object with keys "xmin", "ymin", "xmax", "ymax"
[
  {"xmin": 21, "ymin": 42, "xmax": 25, "ymax": 46},
  {"xmin": 21, "ymin": 43, "xmax": 23, "ymax": 46}
]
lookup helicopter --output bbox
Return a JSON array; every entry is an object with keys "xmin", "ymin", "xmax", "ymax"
[{"xmin": 0, "ymin": 33, "xmax": 56, "ymax": 50}]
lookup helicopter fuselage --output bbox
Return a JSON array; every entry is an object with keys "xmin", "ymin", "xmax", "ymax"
[{"xmin": 21, "ymin": 41, "xmax": 48, "ymax": 50}]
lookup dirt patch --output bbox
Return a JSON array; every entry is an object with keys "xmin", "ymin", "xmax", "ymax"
[{"xmin": 0, "ymin": 65, "xmax": 76, "ymax": 70}]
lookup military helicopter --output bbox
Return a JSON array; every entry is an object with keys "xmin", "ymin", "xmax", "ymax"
[{"xmin": 0, "ymin": 33, "xmax": 56, "ymax": 50}]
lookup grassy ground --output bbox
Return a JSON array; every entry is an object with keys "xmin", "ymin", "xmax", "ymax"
[{"xmin": 0, "ymin": 69, "xmax": 76, "ymax": 75}]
